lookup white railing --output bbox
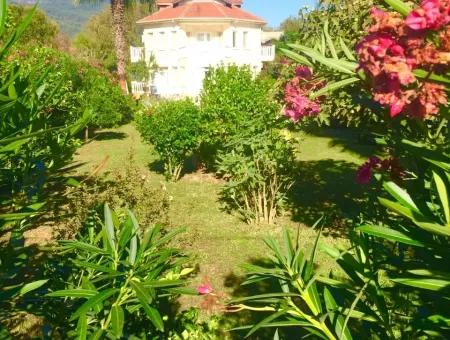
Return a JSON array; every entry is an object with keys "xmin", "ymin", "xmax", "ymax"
[
  {"xmin": 131, "ymin": 81, "xmax": 147, "ymax": 94},
  {"xmin": 261, "ymin": 45, "xmax": 276, "ymax": 62},
  {"xmin": 130, "ymin": 46, "xmax": 144, "ymax": 63}
]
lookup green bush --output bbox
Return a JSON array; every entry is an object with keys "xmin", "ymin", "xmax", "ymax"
[
  {"xmin": 199, "ymin": 65, "xmax": 280, "ymax": 164},
  {"xmin": 48, "ymin": 205, "xmax": 193, "ymax": 338},
  {"xmin": 217, "ymin": 130, "xmax": 295, "ymax": 224},
  {"xmin": 136, "ymin": 99, "xmax": 203, "ymax": 181},
  {"xmin": 63, "ymin": 153, "xmax": 169, "ymax": 237}
]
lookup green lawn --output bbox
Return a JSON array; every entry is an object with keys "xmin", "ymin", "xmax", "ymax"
[{"xmin": 72, "ymin": 123, "xmax": 373, "ymax": 306}]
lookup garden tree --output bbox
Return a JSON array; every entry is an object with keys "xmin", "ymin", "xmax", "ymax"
[
  {"xmin": 74, "ymin": 3, "xmax": 151, "ymax": 71},
  {"xmin": 75, "ymin": 0, "xmax": 156, "ymax": 92}
]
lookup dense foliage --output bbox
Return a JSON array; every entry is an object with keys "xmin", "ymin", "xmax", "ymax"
[
  {"xmin": 232, "ymin": 0, "xmax": 450, "ymax": 338},
  {"xmin": 136, "ymin": 99, "xmax": 203, "ymax": 181},
  {"xmin": 48, "ymin": 205, "xmax": 192, "ymax": 338}
]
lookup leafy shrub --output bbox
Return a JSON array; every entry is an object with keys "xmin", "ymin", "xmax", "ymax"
[
  {"xmin": 48, "ymin": 205, "xmax": 193, "ymax": 338},
  {"xmin": 63, "ymin": 153, "xmax": 169, "ymax": 237},
  {"xmin": 136, "ymin": 99, "xmax": 203, "ymax": 181},
  {"xmin": 199, "ymin": 65, "xmax": 280, "ymax": 164},
  {"xmin": 217, "ymin": 130, "xmax": 295, "ymax": 224}
]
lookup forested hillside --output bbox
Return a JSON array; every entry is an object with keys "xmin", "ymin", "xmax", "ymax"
[{"xmin": 11, "ymin": 0, "xmax": 106, "ymax": 36}]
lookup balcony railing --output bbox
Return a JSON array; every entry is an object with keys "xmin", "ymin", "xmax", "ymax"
[
  {"xmin": 261, "ymin": 45, "xmax": 275, "ymax": 62},
  {"xmin": 131, "ymin": 81, "xmax": 147, "ymax": 94},
  {"xmin": 130, "ymin": 46, "xmax": 144, "ymax": 63}
]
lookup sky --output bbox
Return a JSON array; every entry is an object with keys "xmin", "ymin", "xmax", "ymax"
[{"xmin": 243, "ymin": 0, "xmax": 317, "ymax": 28}]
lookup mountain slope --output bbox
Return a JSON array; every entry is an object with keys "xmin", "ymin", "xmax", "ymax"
[{"xmin": 11, "ymin": 0, "xmax": 106, "ymax": 36}]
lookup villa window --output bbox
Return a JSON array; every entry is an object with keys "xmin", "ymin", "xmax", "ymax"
[
  {"xmin": 159, "ymin": 31, "xmax": 166, "ymax": 50},
  {"xmin": 232, "ymin": 31, "xmax": 237, "ymax": 48},
  {"xmin": 243, "ymin": 31, "xmax": 248, "ymax": 49},
  {"xmin": 171, "ymin": 30, "xmax": 177, "ymax": 48},
  {"xmin": 196, "ymin": 33, "xmax": 211, "ymax": 42}
]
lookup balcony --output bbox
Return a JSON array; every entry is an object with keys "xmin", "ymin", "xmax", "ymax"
[
  {"xmin": 130, "ymin": 46, "xmax": 144, "ymax": 63},
  {"xmin": 261, "ymin": 45, "xmax": 275, "ymax": 62}
]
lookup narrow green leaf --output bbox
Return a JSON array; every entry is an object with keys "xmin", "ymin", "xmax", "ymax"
[
  {"xmin": 70, "ymin": 289, "xmax": 118, "ymax": 321},
  {"xmin": 391, "ymin": 277, "xmax": 450, "ymax": 291},
  {"xmin": 130, "ymin": 280, "xmax": 164, "ymax": 331},
  {"xmin": 111, "ymin": 305, "xmax": 124, "ymax": 337},
  {"xmin": 103, "ymin": 203, "xmax": 116, "ymax": 252},
  {"xmin": 339, "ymin": 37, "xmax": 356, "ymax": 61},
  {"xmin": 19, "ymin": 280, "xmax": 48, "ymax": 296},
  {"xmin": 310, "ymin": 77, "xmax": 360, "ymax": 99},
  {"xmin": 59, "ymin": 241, "xmax": 109, "ymax": 255},
  {"xmin": 414, "ymin": 69, "xmax": 450, "ymax": 84},
  {"xmin": 47, "ymin": 289, "xmax": 98, "ymax": 298},
  {"xmin": 384, "ymin": 0, "xmax": 412, "ymax": 16},
  {"xmin": 245, "ymin": 310, "xmax": 287, "ymax": 338},
  {"xmin": 229, "ymin": 292, "xmax": 301, "ymax": 304},
  {"xmin": 324, "ymin": 20, "xmax": 338, "ymax": 59},
  {"xmin": 357, "ymin": 225, "xmax": 425, "ymax": 247},
  {"xmin": 127, "ymin": 210, "xmax": 139, "ymax": 265},
  {"xmin": 383, "ymin": 181, "xmax": 419, "ymax": 212},
  {"xmin": 432, "ymin": 171, "xmax": 450, "ymax": 225},
  {"xmin": 324, "ymin": 288, "xmax": 353, "ymax": 340},
  {"xmin": 279, "ymin": 48, "xmax": 313, "ymax": 66},
  {"xmin": 77, "ymin": 314, "xmax": 87, "ymax": 340},
  {"xmin": 0, "ymin": 0, "xmax": 7, "ymax": 36},
  {"xmin": 288, "ymin": 44, "xmax": 357, "ymax": 75}
]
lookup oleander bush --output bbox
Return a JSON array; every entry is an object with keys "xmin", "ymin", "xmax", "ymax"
[
  {"xmin": 47, "ymin": 204, "xmax": 193, "ymax": 338},
  {"xmin": 217, "ymin": 130, "xmax": 295, "ymax": 224},
  {"xmin": 136, "ymin": 99, "xmax": 203, "ymax": 181},
  {"xmin": 231, "ymin": 0, "xmax": 450, "ymax": 338}
]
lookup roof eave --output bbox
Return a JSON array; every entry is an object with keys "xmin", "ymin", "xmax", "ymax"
[{"xmin": 137, "ymin": 17, "xmax": 266, "ymax": 25}]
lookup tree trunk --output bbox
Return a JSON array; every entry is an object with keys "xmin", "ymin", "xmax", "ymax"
[{"xmin": 111, "ymin": 0, "xmax": 128, "ymax": 93}]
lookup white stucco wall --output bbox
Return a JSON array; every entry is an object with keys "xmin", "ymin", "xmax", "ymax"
[{"xmin": 140, "ymin": 21, "xmax": 264, "ymax": 97}]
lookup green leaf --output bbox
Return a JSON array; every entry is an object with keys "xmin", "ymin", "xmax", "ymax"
[
  {"xmin": 324, "ymin": 20, "xmax": 338, "ymax": 59},
  {"xmin": 384, "ymin": 0, "xmax": 412, "ymax": 16},
  {"xmin": 70, "ymin": 289, "xmax": 118, "ymax": 321},
  {"xmin": 103, "ymin": 203, "xmax": 116, "ymax": 253},
  {"xmin": 432, "ymin": 171, "xmax": 450, "ymax": 225},
  {"xmin": 229, "ymin": 292, "xmax": 302, "ymax": 304},
  {"xmin": 288, "ymin": 44, "xmax": 357, "ymax": 75},
  {"xmin": 279, "ymin": 48, "xmax": 313, "ymax": 67},
  {"xmin": 127, "ymin": 210, "xmax": 139, "ymax": 265},
  {"xmin": 130, "ymin": 280, "xmax": 164, "ymax": 331},
  {"xmin": 339, "ymin": 37, "xmax": 356, "ymax": 61},
  {"xmin": 324, "ymin": 288, "xmax": 352, "ymax": 340},
  {"xmin": 59, "ymin": 241, "xmax": 109, "ymax": 255},
  {"xmin": 310, "ymin": 77, "xmax": 360, "ymax": 99},
  {"xmin": 77, "ymin": 314, "xmax": 87, "ymax": 340},
  {"xmin": 383, "ymin": 181, "xmax": 419, "ymax": 212},
  {"xmin": 357, "ymin": 225, "xmax": 425, "ymax": 247},
  {"xmin": 0, "ymin": 0, "xmax": 7, "ymax": 36},
  {"xmin": 414, "ymin": 69, "xmax": 450, "ymax": 84},
  {"xmin": 111, "ymin": 305, "xmax": 124, "ymax": 338},
  {"xmin": 19, "ymin": 280, "xmax": 48, "ymax": 296},
  {"xmin": 245, "ymin": 310, "xmax": 287, "ymax": 338},
  {"xmin": 71, "ymin": 260, "xmax": 119, "ymax": 274},
  {"xmin": 47, "ymin": 289, "xmax": 98, "ymax": 298},
  {"xmin": 391, "ymin": 277, "xmax": 450, "ymax": 291}
]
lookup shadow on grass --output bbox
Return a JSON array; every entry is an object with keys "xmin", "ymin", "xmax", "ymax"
[
  {"xmin": 303, "ymin": 127, "xmax": 377, "ymax": 159},
  {"xmin": 93, "ymin": 131, "xmax": 128, "ymax": 141},
  {"xmin": 148, "ymin": 154, "xmax": 200, "ymax": 178},
  {"xmin": 289, "ymin": 159, "xmax": 375, "ymax": 237}
]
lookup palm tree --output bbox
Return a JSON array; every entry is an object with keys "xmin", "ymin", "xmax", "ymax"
[{"xmin": 75, "ymin": 0, "xmax": 155, "ymax": 93}]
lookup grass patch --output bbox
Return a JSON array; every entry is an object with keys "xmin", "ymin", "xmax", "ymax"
[{"xmin": 71, "ymin": 124, "xmax": 373, "ymax": 308}]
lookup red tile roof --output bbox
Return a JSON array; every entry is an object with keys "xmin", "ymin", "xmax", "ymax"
[{"xmin": 139, "ymin": 1, "xmax": 264, "ymax": 24}]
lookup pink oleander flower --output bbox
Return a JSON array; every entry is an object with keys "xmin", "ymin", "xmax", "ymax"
[
  {"xmin": 407, "ymin": 82, "xmax": 448, "ymax": 117},
  {"xmin": 406, "ymin": 0, "xmax": 450, "ymax": 31},
  {"xmin": 197, "ymin": 283, "xmax": 213, "ymax": 295},
  {"xmin": 356, "ymin": 157, "xmax": 381, "ymax": 184},
  {"xmin": 284, "ymin": 78, "xmax": 322, "ymax": 122},
  {"xmin": 295, "ymin": 66, "xmax": 313, "ymax": 79},
  {"xmin": 357, "ymin": 157, "xmax": 405, "ymax": 185}
]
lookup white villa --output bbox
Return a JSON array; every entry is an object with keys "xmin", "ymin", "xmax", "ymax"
[{"xmin": 130, "ymin": 0, "xmax": 278, "ymax": 97}]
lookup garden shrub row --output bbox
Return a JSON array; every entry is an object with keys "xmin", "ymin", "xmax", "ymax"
[{"xmin": 136, "ymin": 65, "xmax": 296, "ymax": 224}]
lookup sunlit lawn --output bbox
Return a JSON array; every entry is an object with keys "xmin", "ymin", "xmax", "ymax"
[{"xmin": 72, "ymin": 123, "xmax": 374, "ymax": 308}]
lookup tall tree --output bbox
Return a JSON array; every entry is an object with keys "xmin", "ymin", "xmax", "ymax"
[{"xmin": 75, "ymin": 0, "xmax": 155, "ymax": 93}]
